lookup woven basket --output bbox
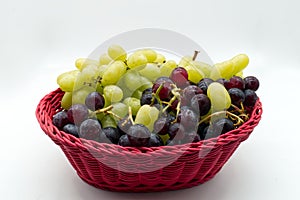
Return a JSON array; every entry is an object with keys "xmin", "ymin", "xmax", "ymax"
[{"xmin": 36, "ymin": 88, "xmax": 262, "ymax": 192}]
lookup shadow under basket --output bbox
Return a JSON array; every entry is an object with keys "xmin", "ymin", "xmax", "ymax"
[{"xmin": 36, "ymin": 88, "xmax": 262, "ymax": 192}]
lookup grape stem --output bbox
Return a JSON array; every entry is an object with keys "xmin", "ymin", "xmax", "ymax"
[
  {"xmin": 192, "ymin": 50, "xmax": 200, "ymax": 61},
  {"xmin": 128, "ymin": 106, "xmax": 135, "ymax": 125},
  {"xmin": 93, "ymin": 105, "xmax": 122, "ymax": 120},
  {"xmin": 198, "ymin": 110, "xmax": 245, "ymax": 126}
]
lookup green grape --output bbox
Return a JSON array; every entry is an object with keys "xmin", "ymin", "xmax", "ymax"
[
  {"xmin": 185, "ymin": 65, "xmax": 205, "ymax": 83},
  {"xmin": 189, "ymin": 60, "xmax": 212, "ymax": 77},
  {"xmin": 154, "ymin": 53, "xmax": 166, "ymax": 64},
  {"xmin": 207, "ymin": 82, "xmax": 231, "ymax": 111},
  {"xmin": 138, "ymin": 63, "xmax": 160, "ymax": 82},
  {"xmin": 111, "ymin": 102, "xmax": 128, "ymax": 120},
  {"xmin": 75, "ymin": 58, "xmax": 99, "ymax": 71},
  {"xmin": 61, "ymin": 92, "xmax": 72, "ymax": 109},
  {"xmin": 74, "ymin": 65, "xmax": 100, "ymax": 90},
  {"xmin": 99, "ymin": 53, "xmax": 113, "ymax": 65},
  {"xmin": 103, "ymin": 85, "xmax": 123, "ymax": 103},
  {"xmin": 138, "ymin": 76, "xmax": 152, "ymax": 91},
  {"xmin": 136, "ymin": 49, "xmax": 157, "ymax": 63},
  {"xmin": 235, "ymin": 70, "xmax": 244, "ymax": 78},
  {"xmin": 210, "ymin": 60, "xmax": 234, "ymax": 80},
  {"xmin": 135, "ymin": 105, "xmax": 159, "ymax": 132},
  {"xmin": 231, "ymin": 54, "xmax": 249, "ymax": 75},
  {"xmin": 101, "ymin": 115, "xmax": 117, "ymax": 128},
  {"xmin": 107, "ymin": 44, "xmax": 127, "ymax": 62},
  {"xmin": 101, "ymin": 61, "xmax": 126, "ymax": 86},
  {"xmin": 160, "ymin": 60, "xmax": 177, "ymax": 77},
  {"xmin": 97, "ymin": 65, "xmax": 109, "ymax": 77},
  {"xmin": 132, "ymin": 89, "xmax": 143, "ymax": 99},
  {"xmin": 123, "ymin": 97, "xmax": 141, "ymax": 116},
  {"xmin": 57, "ymin": 70, "xmax": 79, "ymax": 92},
  {"xmin": 72, "ymin": 86, "xmax": 95, "ymax": 105},
  {"xmin": 178, "ymin": 56, "xmax": 193, "ymax": 67},
  {"xmin": 127, "ymin": 52, "xmax": 148, "ymax": 69},
  {"xmin": 124, "ymin": 70, "xmax": 143, "ymax": 91}
]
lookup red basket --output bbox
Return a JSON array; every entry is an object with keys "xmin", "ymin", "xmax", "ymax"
[{"xmin": 36, "ymin": 88, "xmax": 262, "ymax": 192}]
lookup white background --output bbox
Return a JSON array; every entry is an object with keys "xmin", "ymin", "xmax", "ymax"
[{"xmin": 1, "ymin": 0, "xmax": 300, "ymax": 199}]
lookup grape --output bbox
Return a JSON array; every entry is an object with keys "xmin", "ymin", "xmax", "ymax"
[
  {"xmin": 160, "ymin": 60, "xmax": 177, "ymax": 77},
  {"xmin": 190, "ymin": 94, "xmax": 211, "ymax": 116},
  {"xmin": 148, "ymin": 134, "xmax": 164, "ymax": 147},
  {"xmin": 118, "ymin": 134, "xmax": 132, "ymax": 147},
  {"xmin": 178, "ymin": 56, "xmax": 192, "ymax": 67},
  {"xmin": 72, "ymin": 86, "xmax": 95, "ymax": 105},
  {"xmin": 153, "ymin": 117, "xmax": 170, "ymax": 135},
  {"xmin": 184, "ymin": 131, "xmax": 200, "ymax": 143},
  {"xmin": 103, "ymin": 85, "xmax": 123, "ymax": 103},
  {"xmin": 99, "ymin": 53, "xmax": 112, "ymax": 65},
  {"xmin": 57, "ymin": 70, "xmax": 79, "ymax": 92},
  {"xmin": 67, "ymin": 104, "xmax": 89, "ymax": 125},
  {"xmin": 154, "ymin": 53, "xmax": 166, "ymax": 64},
  {"xmin": 189, "ymin": 61, "xmax": 212, "ymax": 78},
  {"xmin": 117, "ymin": 115, "xmax": 133, "ymax": 135},
  {"xmin": 101, "ymin": 61, "xmax": 126, "ymax": 86},
  {"xmin": 107, "ymin": 45, "xmax": 127, "ymax": 62},
  {"xmin": 111, "ymin": 102, "xmax": 128, "ymax": 120},
  {"xmin": 100, "ymin": 115, "xmax": 117, "ymax": 128},
  {"xmin": 244, "ymin": 89, "xmax": 258, "ymax": 107},
  {"xmin": 197, "ymin": 123, "xmax": 208, "ymax": 140},
  {"xmin": 152, "ymin": 77, "xmax": 174, "ymax": 100},
  {"xmin": 185, "ymin": 64, "xmax": 205, "ymax": 84},
  {"xmin": 136, "ymin": 49, "xmax": 157, "ymax": 63},
  {"xmin": 123, "ymin": 97, "xmax": 141, "ymax": 116},
  {"xmin": 135, "ymin": 104, "xmax": 159, "ymax": 132},
  {"xmin": 210, "ymin": 60, "xmax": 234, "ymax": 80},
  {"xmin": 228, "ymin": 88, "xmax": 245, "ymax": 106},
  {"xmin": 75, "ymin": 58, "xmax": 99, "ymax": 71},
  {"xmin": 85, "ymin": 92, "xmax": 105, "ymax": 111},
  {"xmin": 140, "ymin": 93, "xmax": 154, "ymax": 106},
  {"xmin": 127, "ymin": 52, "xmax": 148, "ymax": 69},
  {"xmin": 74, "ymin": 65, "xmax": 100, "ymax": 89},
  {"xmin": 97, "ymin": 64, "xmax": 109, "ymax": 77},
  {"xmin": 224, "ymin": 76, "xmax": 245, "ymax": 90},
  {"xmin": 127, "ymin": 124, "xmax": 151, "ymax": 147},
  {"xmin": 53, "ymin": 110, "xmax": 69, "ymax": 129},
  {"xmin": 235, "ymin": 71, "xmax": 244, "ymax": 78},
  {"xmin": 216, "ymin": 78, "xmax": 226, "ymax": 85},
  {"xmin": 139, "ymin": 63, "xmax": 160, "ymax": 82},
  {"xmin": 212, "ymin": 118, "xmax": 234, "ymax": 135},
  {"xmin": 79, "ymin": 119, "xmax": 102, "ymax": 141},
  {"xmin": 207, "ymin": 82, "xmax": 231, "ymax": 111},
  {"xmin": 181, "ymin": 85, "xmax": 203, "ymax": 105},
  {"xmin": 100, "ymin": 127, "xmax": 121, "ymax": 144},
  {"xmin": 177, "ymin": 107, "xmax": 199, "ymax": 131},
  {"xmin": 123, "ymin": 70, "xmax": 143, "ymax": 91},
  {"xmin": 231, "ymin": 54, "xmax": 249, "ymax": 75},
  {"xmin": 63, "ymin": 124, "xmax": 79, "ymax": 137},
  {"xmin": 168, "ymin": 123, "xmax": 185, "ymax": 140},
  {"xmin": 197, "ymin": 78, "xmax": 214, "ymax": 94},
  {"xmin": 170, "ymin": 67, "xmax": 189, "ymax": 88},
  {"xmin": 61, "ymin": 92, "xmax": 72, "ymax": 110},
  {"xmin": 244, "ymin": 76, "xmax": 259, "ymax": 91}
]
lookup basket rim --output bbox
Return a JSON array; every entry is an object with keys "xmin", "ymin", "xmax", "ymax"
[{"xmin": 36, "ymin": 88, "xmax": 263, "ymax": 154}]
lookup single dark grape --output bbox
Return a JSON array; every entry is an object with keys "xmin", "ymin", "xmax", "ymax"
[
  {"xmin": 212, "ymin": 118, "xmax": 235, "ymax": 135},
  {"xmin": 147, "ymin": 134, "xmax": 164, "ymax": 147},
  {"xmin": 85, "ymin": 92, "xmax": 105, "ymax": 111},
  {"xmin": 170, "ymin": 67, "xmax": 189, "ymax": 88},
  {"xmin": 181, "ymin": 85, "xmax": 203, "ymax": 104},
  {"xmin": 79, "ymin": 119, "xmax": 102, "ymax": 141},
  {"xmin": 117, "ymin": 115, "xmax": 133, "ymax": 135},
  {"xmin": 216, "ymin": 78, "xmax": 226, "ymax": 85},
  {"xmin": 153, "ymin": 117, "xmax": 170, "ymax": 135},
  {"xmin": 67, "ymin": 104, "xmax": 89, "ymax": 125},
  {"xmin": 224, "ymin": 76, "xmax": 245, "ymax": 90},
  {"xmin": 177, "ymin": 107, "xmax": 199, "ymax": 131},
  {"xmin": 168, "ymin": 123, "xmax": 186, "ymax": 140},
  {"xmin": 63, "ymin": 124, "xmax": 79, "ymax": 137},
  {"xmin": 190, "ymin": 94, "xmax": 211, "ymax": 116},
  {"xmin": 127, "ymin": 124, "xmax": 151, "ymax": 147},
  {"xmin": 118, "ymin": 134, "xmax": 132, "ymax": 147},
  {"xmin": 140, "ymin": 93, "xmax": 154, "ymax": 106},
  {"xmin": 228, "ymin": 88, "xmax": 245, "ymax": 106},
  {"xmin": 53, "ymin": 110, "xmax": 69, "ymax": 129},
  {"xmin": 197, "ymin": 123, "xmax": 209, "ymax": 140},
  {"xmin": 142, "ymin": 88, "xmax": 153, "ymax": 95},
  {"xmin": 244, "ymin": 89, "xmax": 258, "ymax": 107},
  {"xmin": 197, "ymin": 78, "xmax": 214, "ymax": 94},
  {"xmin": 152, "ymin": 77, "xmax": 174, "ymax": 100},
  {"xmin": 184, "ymin": 131, "xmax": 201, "ymax": 143},
  {"xmin": 100, "ymin": 127, "xmax": 121, "ymax": 144},
  {"xmin": 244, "ymin": 76, "xmax": 260, "ymax": 91}
]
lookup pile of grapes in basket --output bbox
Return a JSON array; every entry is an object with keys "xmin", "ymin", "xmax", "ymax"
[{"xmin": 53, "ymin": 45, "xmax": 260, "ymax": 147}]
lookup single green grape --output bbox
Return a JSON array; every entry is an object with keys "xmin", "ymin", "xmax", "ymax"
[
  {"xmin": 61, "ymin": 92, "xmax": 72, "ymax": 110},
  {"xmin": 136, "ymin": 49, "xmax": 157, "ymax": 63},
  {"xmin": 160, "ymin": 60, "xmax": 177, "ymax": 77},
  {"xmin": 111, "ymin": 102, "xmax": 128, "ymax": 120},
  {"xmin": 101, "ymin": 115, "xmax": 117, "ymax": 128},
  {"xmin": 185, "ymin": 65, "xmax": 205, "ymax": 83},
  {"xmin": 103, "ymin": 85, "xmax": 123, "ymax": 103},
  {"xmin": 210, "ymin": 60, "xmax": 234, "ymax": 80},
  {"xmin": 178, "ymin": 56, "xmax": 193, "ymax": 67},
  {"xmin": 138, "ymin": 63, "xmax": 160, "ymax": 82},
  {"xmin": 101, "ymin": 61, "xmax": 126, "ymax": 86},
  {"xmin": 207, "ymin": 82, "xmax": 231, "ymax": 111},
  {"xmin": 135, "ymin": 105, "xmax": 159, "ymax": 132},
  {"xmin": 57, "ymin": 70, "xmax": 79, "ymax": 92},
  {"xmin": 74, "ymin": 65, "xmax": 100, "ymax": 90},
  {"xmin": 231, "ymin": 54, "xmax": 249, "ymax": 75},
  {"xmin": 75, "ymin": 58, "xmax": 99, "ymax": 71},
  {"xmin": 107, "ymin": 44, "xmax": 127, "ymax": 62},
  {"xmin": 123, "ymin": 97, "xmax": 141, "ymax": 116},
  {"xmin": 127, "ymin": 52, "xmax": 148, "ymax": 69},
  {"xmin": 124, "ymin": 70, "xmax": 143, "ymax": 91},
  {"xmin": 154, "ymin": 53, "xmax": 166, "ymax": 64},
  {"xmin": 99, "ymin": 53, "xmax": 113, "ymax": 65},
  {"xmin": 189, "ymin": 60, "xmax": 212, "ymax": 77}
]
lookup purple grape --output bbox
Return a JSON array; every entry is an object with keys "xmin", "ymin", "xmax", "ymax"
[
  {"xmin": 67, "ymin": 104, "xmax": 89, "ymax": 125},
  {"xmin": 244, "ymin": 89, "xmax": 258, "ymax": 107},
  {"xmin": 127, "ymin": 124, "xmax": 151, "ymax": 147},
  {"xmin": 177, "ymin": 107, "xmax": 199, "ymax": 131},
  {"xmin": 224, "ymin": 76, "xmax": 245, "ymax": 90},
  {"xmin": 190, "ymin": 94, "xmax": 211, "ymax": 116},
  {"xmin": 170, "ymin": 67, "xmax": 189, "ymax": 88},
  {"xmin": 152, "ymin": 77, "xmax": 174, "ymax": 100},
  {"xmin": 100, "ymin": 127, "xmax": 121, "ymax": 144},
  {"xmin": 228, "ymin": 88, "xmax": 245, "ymax": 106},
  {"xmin": 197, "ymin": 78, "xmax": 214, "ymax": 94},
  {"xmin": 168, "ymin": 123, "xmax": 186, "ymax": 140},
  {"xmin": 147, "ymin": 134, "xmax": 164, "ymax": 147},
  {"xmin": 63, "ymin": 124, "xmax": 79, "ymax": 137},
  {"xmin": 79, "ymin": 119, "xmax": 102, "ymax": 141},
  {"xmin": 117, "ymin": 115, "xmax": 133, "ymax": 135},
  {"xmin": 153, "ymin": 117, "xmax": 170, "ymax": 135},
  {"xmin": 181, "ymin": 85, "xmax": 203, "ymax": 105},
  {"xmin": 244, "ymin": 76, "xmax": 260, "ymax": 91},
  {"xmin": 53, "ymin": 110, "xmax": 69, "ymax": 129},
  {"xmin": 85, "ymin": 92, "xmax": 105, "ymax": 111},
  {"xmin": 118, "ymin": 134, "xmax": 132, "ymax": 147}
]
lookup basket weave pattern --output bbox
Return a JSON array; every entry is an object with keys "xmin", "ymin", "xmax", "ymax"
[{"xmin": 36, "ymin": 88, "xmax": 262, "ymax": 192}]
